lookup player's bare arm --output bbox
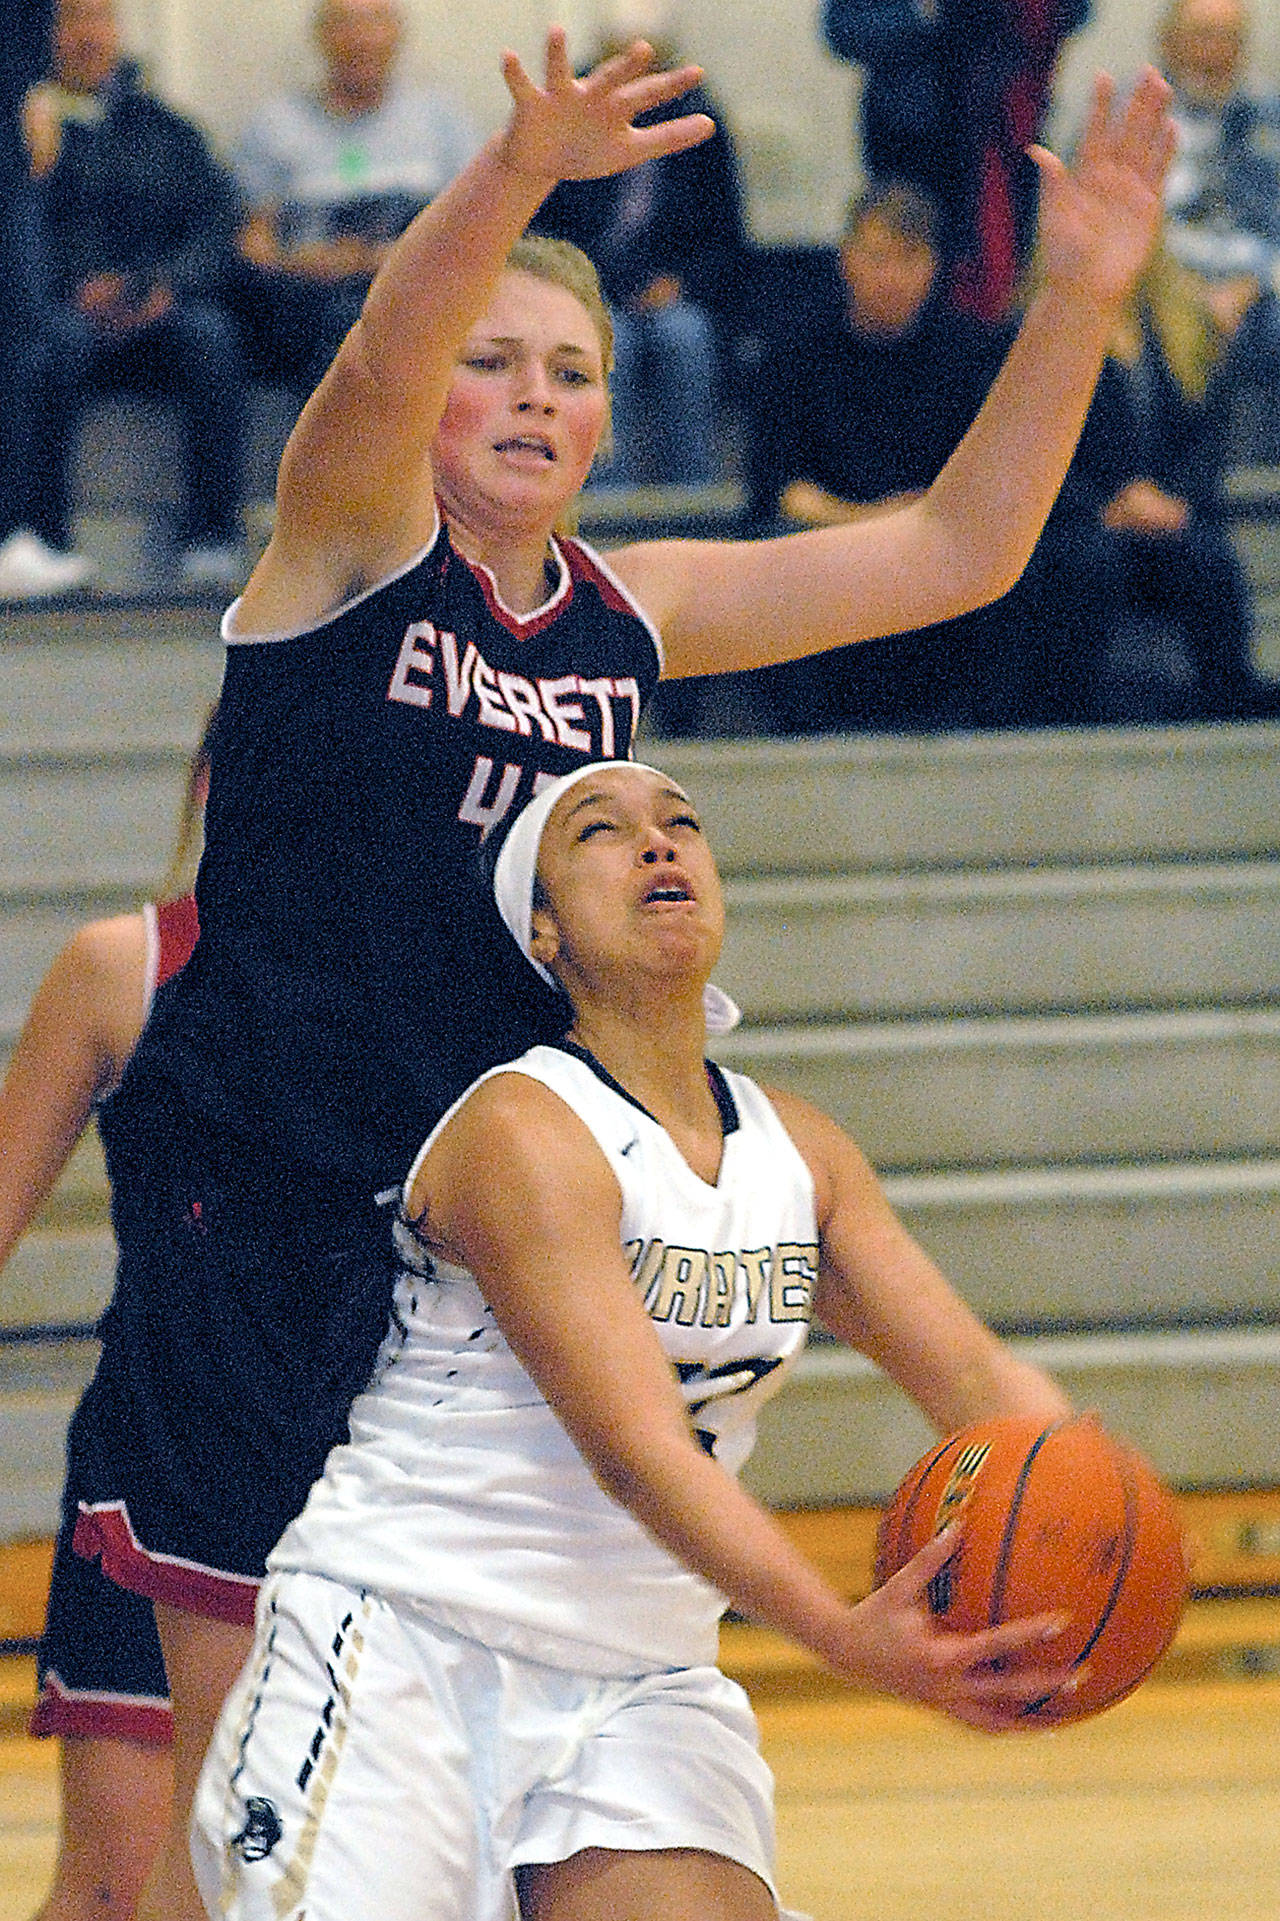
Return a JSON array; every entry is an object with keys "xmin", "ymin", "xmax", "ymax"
[
  {"xmin": 612, "ymin": 68, "xmax": 1175, "ymax": 679},
  {"xmin": 247, "ymin": 30, "xmax": 712, "ymax": 620},
  {"xmin": 766, "ymin": 1087, "xmax": 1073, "ymax": 1435},
  {"xmin": 0, "ymin": 915, "xmax": 146, "ymax": 1265},
  {"xmin": 412, "ymin": 1073, "xmax": 1073, "ymax": 1727}
]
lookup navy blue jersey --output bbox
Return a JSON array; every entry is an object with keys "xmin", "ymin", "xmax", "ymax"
[{"xmin": 133, "ymin": 516, "xmax": 663, "ymax": 1186}]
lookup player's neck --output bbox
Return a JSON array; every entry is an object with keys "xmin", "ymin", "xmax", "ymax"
[
  {"xmin": 444, "ymin": 512, "xmax": 559, "ymax": 616},
  {"xmin": 569, "ymin": 1000, "xmax": 717, "ymax": 1143}
]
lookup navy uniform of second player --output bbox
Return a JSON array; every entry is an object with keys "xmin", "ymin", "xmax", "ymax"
[
  {"xmin": 63, "ymin": 32, "xmax": 1175, "ymax": 1921},
  {"xmin": 0, "ymin": 705, "xmax": 210, "ymax": 1921}
]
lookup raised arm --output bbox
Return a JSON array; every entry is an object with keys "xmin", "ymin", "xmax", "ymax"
[
  {"xmin": 413, "ymin": 1074, "xmax": 1075, "ymax": 1730},
  {"xmin": 244, "ymin": 31, "xmax": 712, "ymax": 617},
  {"xmin": 768, "ymin": 1090, "xmax": 1072, "ymax": 1434},
  {"xmin": 0, "ymin": 917, "xmax": 146, "ymax": 1270},
  {"xmin": 612, "ymin": 69, "xmax": 1175, "ymax": 679}
]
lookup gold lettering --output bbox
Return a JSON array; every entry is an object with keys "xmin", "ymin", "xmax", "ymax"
[
  {"xmin": 738, "ymin": 1249, "xmax": 771, "ymax": 1324},
  {"xmin": 703, "ymin": 1253, "xmax": 736, "ymax": 1327},
  {"xmin": 770, "ymin": 1243, "xmax": 819, "ymax": 1322},
  {"xmin": 647, "ymin": 1247, "xmax": 708, "ymax": 1326}
]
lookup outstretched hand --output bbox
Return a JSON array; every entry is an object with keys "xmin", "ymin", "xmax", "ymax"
[
  {"xmin": 834, "ymin": 1531, "xmax": 1079, "ymax": 1733},
  {"xmin": 1032, "ymin": 65, "xmax": 1175, "ymax": 311},
  {"xmin": 498, "ymin": 26, "xmax": 714, "ymax": 186}
]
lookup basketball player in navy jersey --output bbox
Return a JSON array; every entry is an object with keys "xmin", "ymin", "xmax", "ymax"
[
  {"xmin": 0, "ymin": 717, "xmax": 215, "ymax": 1921},
  {"xmin": 66, "ymin": 32, "xmax": 1171, "ymax": 1921},
  {"xmin": 192, "ymin": 762, "xmax": 1074, "ymax": 1921}
]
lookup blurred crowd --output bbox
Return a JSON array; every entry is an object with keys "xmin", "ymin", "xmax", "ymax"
[{"xmin": 1, "ymin": 0, "xmax": 1278, "ymax": 733}]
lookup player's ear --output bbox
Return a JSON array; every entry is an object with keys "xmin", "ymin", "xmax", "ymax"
[{"xmin": 529, "ymin": 904, "xmax": 560, "ymax": 971}]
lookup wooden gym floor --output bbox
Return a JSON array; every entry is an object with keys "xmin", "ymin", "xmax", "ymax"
[{"xmin": 0, "ymin": 1500, "xmax": 1276, "ymax": 1920}]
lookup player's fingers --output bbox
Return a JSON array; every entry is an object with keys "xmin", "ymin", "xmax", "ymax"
[
  {"xmin": 501, "ymin": 48, "xmax": 538, "ymax": 107},
  {"xmin": 872, "ymin": 1526, "xmax": 954, "ymax": 1607},
  {"xmin": 1116, "ymin": 66, "xmax": 1174, "ymax": 177},
  {"xmin": 1026, "ymin": 144, "xmax": 1067, "ymax": 188},
  {"xmin": 584, "ymin": 37, "xmax": 658, "ymax": 92},
  {"xmin": 617, "ymin": 62, "xmax": 705, "ymax": 116},
  {"xmin": 1073, "ymin": 70, "xmax": 1115, "ymax": 173},
  {"xmin": 955, "ymin": 1611, "xmax": 1072, "ymax": 1666},
  {"xmin": 543, "ymin": 25, "xmax": 574, "ymax": 89},
  {"xmin": 630, "ymin": 111, "xmax": 715, "ymax": 161}
]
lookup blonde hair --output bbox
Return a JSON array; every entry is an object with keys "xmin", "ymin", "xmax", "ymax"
[{"xmin": 1112, "ymin": 247, "xmax": 1225, "ymax": 404}]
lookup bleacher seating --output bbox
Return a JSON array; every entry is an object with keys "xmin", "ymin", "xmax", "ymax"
[{"xmin": 4, "ymin": 580, "xmax": 1280, "ymax": 1532}]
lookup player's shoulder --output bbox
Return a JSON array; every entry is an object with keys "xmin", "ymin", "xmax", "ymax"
[{"xmin": 753, "ymin": 1081, "xmax": 872, "ymax": 1207}]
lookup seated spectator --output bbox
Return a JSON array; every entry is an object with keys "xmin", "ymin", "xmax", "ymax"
[
  {"xmin": 1159, "ymin": 0, "xmax": 1280, "ymax": 289},
  {"xmin": 745, "ymin": 184, "xmax": 1118, "ymax": 733},
  {"xmin": 532, "ymin": 0, "xmax": 750, "ymax": 488},
  {"xmin": 821, "ymin": 0, "xmax": 1092, "ymax": 321},
  {"xmin": 1103, "ymin": 245, "xmax": 1280, "ymax": 721},
  {"xmin": 4, "ymin": 0, "xmax": 249, "ymax": 598},
  {"xmin": 0, "ymin": 0, "xmax": 85, "ymax": 600},
  {"xmin": 228, "ymin": 0, "xmax": 481, "ymax": 404}
]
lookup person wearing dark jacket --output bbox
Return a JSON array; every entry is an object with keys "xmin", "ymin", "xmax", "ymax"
[
  {"xmin": 747, "ymin": 184, "xmax": 1120, "ymax": 732},
  {"xmin": 4, "ymin": 0, "xmax": 248, "ymax": 595},
  {"xmin": 1102, "ymin": 246, "xmax": 1280, "ymax": 720},
  {"xmin": 822, "ymin": 0, "xmax": 1092, "ymax": 320},
  {"xmin": 531, "ymin": 5, "xmax": 750, "ymax": 485}
]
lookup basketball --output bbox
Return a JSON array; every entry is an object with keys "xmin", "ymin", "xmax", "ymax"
[{"xmin": 874, "ymin": 1413, "xmax": 1189, "ymax": 1726}]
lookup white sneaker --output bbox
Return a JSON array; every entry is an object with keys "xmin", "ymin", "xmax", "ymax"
[
  {"xmin": 0, "ymin": 529, "xmax": 96, "ymax": 600},
  {"xmin": 176, "ymin": 542, "xmax": 248, "ymax": 595}
]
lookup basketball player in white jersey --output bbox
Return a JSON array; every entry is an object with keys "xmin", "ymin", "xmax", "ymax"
[
  {"xmin": 192, "ymin": 761, "xmax": 1075, "ymax": 1921},
  {"xmin": 85, "ymin": 37, "xmax": 1172, "ymax": 1921}
]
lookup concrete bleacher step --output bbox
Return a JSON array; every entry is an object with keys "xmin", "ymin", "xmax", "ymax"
[
  {"xmin": 0, "ymin": 1316, "xmax": 1275, "ymax": 1542},
  {"xmin": 0, "ymin": 752, "xmax": 195, "ymax": 894},
  {"xmin": 883, "ymin": 1155, "xmax": 1280, "ymax": 1333},
  {"xmin": 743, "ymin": 1325, "xmax": 1280, "ymax": 1508},
  {"xmin": 1, "ymin": 612, "xmax": 222, "ymax": 750},
  {"xmin": 0, "ymin": 885, "xmax": 150, "ymax": 1037},
  {"xmin": 717, "ymin": 857, "xmax": 1280, "ymax": 1024},
  {"xmin": 650, "ymin": 724, "xmax": 1280, "ymax": 874},
  {"xmin": 4, "ymin": 1151, "xmax": 1278, "ymax": 1345},
  {"xmin": 714, "ymin": 1004, "xmax": 1280, "ymax": 1171},
  {"xmin": 12, "ymin": 1004, "xmax": 1278, "ymax": 1228}
]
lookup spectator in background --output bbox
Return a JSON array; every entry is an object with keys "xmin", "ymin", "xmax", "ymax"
[
  {"xmin": 822, "ymin": 0, "xmax": 1091, "ymax": 321},
  {"xmin": 1159, "ymin": 0, "xmax": 1280, "ymax": 285},
  {"xmin": 532, "ymin": 0, "xmax": 750, "ymax": 486},
  {"xmin": 3, "ymin": 0, "xmax": 247, "ymax": 599},
  {"xmin": 0, "ymin": 0, "xmax": 88, "ymax": 600},
  {"xmin": 1156, "ymin": 0, "xmax": 1280, "ymax": 373},
  {"xmin": 746, "ymin": 184, "xmax": 1118, "ymax": 732},
  {"xmin": 1102, "ymin": 244, "xmax": 1280, "ymax": 720},
  {"xmin": 228, "ymin": 0, "xmax": 481, "ymax": 405}
]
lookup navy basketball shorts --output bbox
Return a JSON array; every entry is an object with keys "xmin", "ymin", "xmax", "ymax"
[
  {"xmin": 71, "ymin": 1070, "xmax": 396, "ymax": 1626},
  {"xmin": 32, "ymin": 1483, "xmax": 172, "ymax": 1745}
]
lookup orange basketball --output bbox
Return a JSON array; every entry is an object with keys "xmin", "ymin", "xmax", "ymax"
[{"xmin": 873, "ymin": 1413, "xmax": 1188, "ymax": 1726}]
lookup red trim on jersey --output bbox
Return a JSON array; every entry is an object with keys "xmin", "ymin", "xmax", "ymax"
[
  {"xmin": 73, "ymin": 1503, "xmax": 259, "ymax": 1628},
  {"xmin": 30, "ymin": 1672, "xmax": 173, "ymax": 1746},
  {"xmin": 455, "ymin": 541, "xmax": 574, "ymax": 641},
  {"xmin": 561, "ymin": 537, "xmax": 643, "ymax": 618},
  {"xmin": 154, "ymin": 894, "xmax": 199, "ymax": 986}
]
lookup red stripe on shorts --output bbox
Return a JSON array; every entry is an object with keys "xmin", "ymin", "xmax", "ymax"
[
  {"xmin": 73, "ymin": 1502, "xmax": 260, "ymax": 1628},
  {"xmin": 30, "ymin": 1671, "xmax": 174, "ymax": 1746}
]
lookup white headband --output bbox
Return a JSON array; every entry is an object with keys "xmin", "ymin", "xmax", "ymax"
[{"xmin": 490, "ymin": 761, "xmax": 740, "ymax": 1034}]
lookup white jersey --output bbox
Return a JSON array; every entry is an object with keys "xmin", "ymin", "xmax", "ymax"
[{"xmin": 271, "ymin": 1045, "xmax": 818, "ymax": 1678}]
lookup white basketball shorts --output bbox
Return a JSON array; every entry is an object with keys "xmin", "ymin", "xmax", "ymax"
[{"xmin": 192, "ymin": 1569, "xmax": 810, "ymax": 1921}]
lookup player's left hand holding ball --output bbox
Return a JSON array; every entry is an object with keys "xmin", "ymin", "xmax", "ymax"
[{"xmin": 831, "ymin": 1530, "xmax": 1077, "ymax": 1734}]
